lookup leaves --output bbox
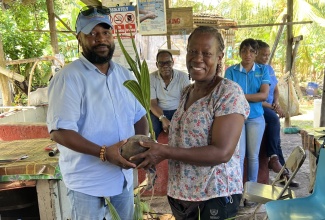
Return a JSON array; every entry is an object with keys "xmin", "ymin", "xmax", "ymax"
[
  {"xmin": 123, "ymin": 80, "xmax": 146, "ymax": 108},
  {"xmin": 133, "ymin": 193, "xmax": 143, "ymax": 220},
  {"xmin": 116, "ymin": 31, "xmax": 141, "ymax": 83},
  {"xmin": 104, "ymin": 197, "xmax": 122, "ymax": 220},
  {"xmin": 117, "ymin": 31, "xmax": 155, "ymax": 139}
]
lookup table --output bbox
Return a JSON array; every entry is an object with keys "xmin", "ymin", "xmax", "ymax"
[
  {"xmin": 0, "ymin": 138, "xmax": 70, "ymax": 219},
  {"xmin": 300, "ymin": 127, "xmax": 325, "ymax": 192}
]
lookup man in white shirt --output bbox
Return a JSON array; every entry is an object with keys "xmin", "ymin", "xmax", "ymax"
[{"xmin": 150, "ymin": 50, "xmax": 190, "ymax": 139}]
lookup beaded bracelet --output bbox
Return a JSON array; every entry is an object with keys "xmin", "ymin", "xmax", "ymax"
[{"xmin": 100, "ymin": 146, "xmax": 107, "ymax": 162}]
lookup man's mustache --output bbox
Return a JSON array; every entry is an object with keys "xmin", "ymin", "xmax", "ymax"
[{"xmin": 93, "ymin": 44, "xmax": 110, "ymax": 49}]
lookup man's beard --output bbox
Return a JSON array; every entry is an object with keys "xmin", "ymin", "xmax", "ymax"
[{"xmin": 82, "ymin": 43, "xmax": 115, "ymax": 64}]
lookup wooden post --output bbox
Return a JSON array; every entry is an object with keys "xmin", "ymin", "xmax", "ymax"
[
  {"xmin": 166, "ymin": 0, "xmax": 172, "ymax": 50},
  {"xmin": 284, "ymin": 0, "xmax": 293, "ymax": 128},
  {"xmin": 46, "ymin": 0, "xmax": 59, "ymax": 55},
  {"xmin": 0, "ymin": 34, "xmax": 13, "ymax": 107}
]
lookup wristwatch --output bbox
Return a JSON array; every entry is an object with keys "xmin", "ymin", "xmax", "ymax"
[{"xmin": 159, "ymin": 115, "xmax": 166, "ymax": 121}]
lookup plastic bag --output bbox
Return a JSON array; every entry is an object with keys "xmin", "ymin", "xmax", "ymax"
[{"xmin": 29, "ymin": 87, "xmax": 48, "ymax": 106}]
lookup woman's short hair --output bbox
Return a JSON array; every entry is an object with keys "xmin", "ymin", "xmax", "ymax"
[
  {"xmin": 255, "ymin": 39, "xmax": 270, "ymax": 49},
  {"xmin": 239, "ymin": 38, "xmax": 259, "ymax": 53}
]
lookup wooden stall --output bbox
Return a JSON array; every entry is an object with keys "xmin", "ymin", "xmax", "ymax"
[{"xmin": 300, "ymin": 127, "xmax": 325, "ymax": 192}]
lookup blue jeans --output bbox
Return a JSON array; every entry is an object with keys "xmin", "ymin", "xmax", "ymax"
[
  {"xmin": 67, "ymin": 180, "xmax": 134, "ymax": 220},
  {"xmin": 239, "ymin": 115, "xmax": 265, "ymax": 182},
  {"xmin": 150, "ymin": 109, "xmax": 176, "ymax": 139},
  {"xmin": 263, "ymin": 107, "xmax": 285, "ymax": 165}
]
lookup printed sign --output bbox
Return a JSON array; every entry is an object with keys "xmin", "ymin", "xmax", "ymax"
[
  {"xmin": 166, "ymin": 7, "xmax": 193, "ymax": 35},
  {"xmin": 109, "ymin": 6, "xmax": 138, "ymax": 69},
  {"xmin": 109, "ymin": 6, "xmax": 137, "ymax": 38},
  {"xmin": 137, "ymin": 0, "xmax": 167, "ymax": 35}
]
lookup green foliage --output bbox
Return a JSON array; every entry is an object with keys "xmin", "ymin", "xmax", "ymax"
[
  {"xmin": 1, "ymin": 2, "xmax": 49, "ymax": 60},
  {"xmin": 116, "ymin": 32, "xmax": 155, "ymax": 140},
  {"xmin": 172, "ymin": 0, "xmax": 325, "ymax": 85},
  {"xmin": 133, "ymin": 193, "xmax": 143, "ymax": 220},
  {"xmin": 104, "ymin": 198, "xmax": 122, "ymax": 220},
  {"xmin": 0, "ymin": 0, "xmax": 80, "ymax": 95}
]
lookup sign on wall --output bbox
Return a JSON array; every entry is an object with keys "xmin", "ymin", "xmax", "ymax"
[
  {"xmin": 166, "ymin": 7, "xmax": 193, "ymax": 35},
  {"xmin": 109, "ymin": 6, "xmax": 138, "ymax": 69},
  {"xmin": 137, "ymin": 0, "xmax": 167, "ymax": 35}
]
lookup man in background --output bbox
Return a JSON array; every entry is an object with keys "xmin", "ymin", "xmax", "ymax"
[{"xmin": 150, "ymin": 50, "xmax": 190, "ymax": 139}]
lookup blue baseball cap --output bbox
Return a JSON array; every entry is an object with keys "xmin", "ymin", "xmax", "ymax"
[{"xmin": 76, "ymin": 8, "xmax": 113, "ymax": 35}]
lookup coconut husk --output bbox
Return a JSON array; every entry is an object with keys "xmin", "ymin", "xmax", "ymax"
[{"xmin": 121, "ymin": 135, "xmax": 154, "ymax": 166}]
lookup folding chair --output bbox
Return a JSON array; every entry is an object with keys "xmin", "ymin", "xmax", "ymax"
[
  {"xmin": 242, "ymin": 146, "xmax": 306, "ymax": 219},
  {"xmin": 265, "ymin": 147, "xmax": 325, "ymax": 220}
]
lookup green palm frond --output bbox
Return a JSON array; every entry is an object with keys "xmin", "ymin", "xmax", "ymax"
[
  {"xmin": 123, "ymin": 80, "xmax": 146, "ymax": 108},
  {"xmin": 116, "ymin": 31, "xmax": 141, "ymax": 83},
  {"xmin": 104, "ymin": 197, "xmax": 122, "ymax": 220},
  {"xmin": 134, "ymin": 193, "xmax": 143, "ymax": 220},
  {"xmin": 117, "ymin": 31, "xmax": 155, "ymax": 139},
  {"xmin": 140, "ymin": 60, "xmax": 151, "ymax": 110}
]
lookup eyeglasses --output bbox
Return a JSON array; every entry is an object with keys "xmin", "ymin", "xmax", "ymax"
[
  {"xmin": 157, "ymin": 61, "xmax": 173, "ymax": 67},
  {"xmin": 80, "ymin": 5, "xmax": 111, "ymax": 16}
]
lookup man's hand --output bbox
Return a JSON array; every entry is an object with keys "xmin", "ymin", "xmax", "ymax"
[
  {"xmin": 105, "ymin": 140, "xmax": 136, "ymax": 169},
  {"xmin": 161, "ymin": 117, "xmax": 170, "ymax": 133}
]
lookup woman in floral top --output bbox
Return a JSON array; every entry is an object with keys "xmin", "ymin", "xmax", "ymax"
[{"xmin": 131, "ymin": 26, "xmax": 250, "ymax": 219}]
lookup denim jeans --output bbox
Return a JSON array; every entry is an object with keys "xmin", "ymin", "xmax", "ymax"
[
  {"xmin": 67, "ymin": 180, "xmax": 134, "ymax": 220},
  {"xmin": 239, "ymin": 115, "xmax": 265, "ymax": 182},
  {"xmin": 263, "ymin": 107, "xmax": 285, "ymax": 165},
  {"xmin": 150, "ymin": 109, "xmax": 176, "ymax": 139}
]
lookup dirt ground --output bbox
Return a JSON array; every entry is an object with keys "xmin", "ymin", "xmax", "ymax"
[{"xmin": 141, "ymin": 110, "xmax": 315, "ymax": 220}]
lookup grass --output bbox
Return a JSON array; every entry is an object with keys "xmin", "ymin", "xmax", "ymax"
[{"xmin": 280, "ymin": 99, "xmax": 314, "ymax": 130}]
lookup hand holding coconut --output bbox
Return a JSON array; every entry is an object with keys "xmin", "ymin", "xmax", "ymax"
[
  {"xmin": 128, "ymin": 139, "xmax": 167, "ymax": 170},
  {"xmin": 120, "ymin": 135, "xmax": 162, "ymax": 169},
  {"xmin": 104, "ymin": 140, "xmax": 137, "ymax": 169}
]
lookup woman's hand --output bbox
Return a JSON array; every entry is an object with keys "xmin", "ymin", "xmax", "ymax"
[{"xmin": 130, "ymin": 141, "xmax": 167, "ymax": 169}]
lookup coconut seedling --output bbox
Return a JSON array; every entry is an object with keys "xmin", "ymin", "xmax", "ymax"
[
  {"xmin": 106, "ymin": 30, "xmax": 157, "ymax": 220},
  {"xmin": 116, "ymin": 31, "xmax": 155, "ymax": 141}
]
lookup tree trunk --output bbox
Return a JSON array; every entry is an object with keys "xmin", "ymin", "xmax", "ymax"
[{"xmin": 0, "ymin": 34, "xmax": 13, "ymax": 107}]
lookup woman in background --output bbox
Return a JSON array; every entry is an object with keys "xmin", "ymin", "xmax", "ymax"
[{"xmin": 225, "ymin": 38, "xmax": 270, "ymax": 207}]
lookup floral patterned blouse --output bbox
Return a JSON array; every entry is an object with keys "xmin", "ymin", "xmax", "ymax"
[{"xmin": 167, "ymin": 78, "xmax": 250, "ymax": 201}]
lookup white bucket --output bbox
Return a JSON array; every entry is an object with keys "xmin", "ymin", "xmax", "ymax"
[{"xmin": 313, "ymin": 99, "xmax": 322, "ymax": 128}]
